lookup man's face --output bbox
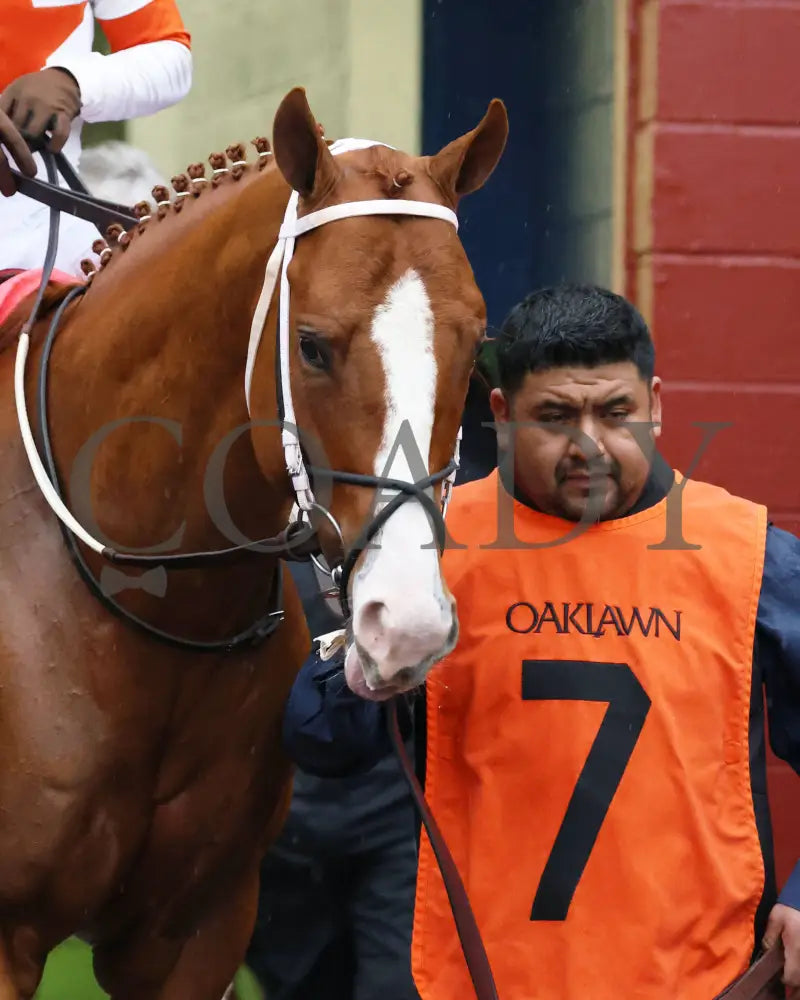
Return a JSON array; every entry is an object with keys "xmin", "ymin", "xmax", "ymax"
[{"xmin": 489, "ymin": 362, "xmax": 662, "ymax": 522}]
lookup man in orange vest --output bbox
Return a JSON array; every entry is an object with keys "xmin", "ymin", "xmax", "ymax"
[{"xmin": 282, "ymin": 283, "xmax": 800, "ymax": 1000}]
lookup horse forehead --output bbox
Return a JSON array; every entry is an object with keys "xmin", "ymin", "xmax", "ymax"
[
  {"xmin": 335, "ymin": 144, "xmax": 416, "ymax": 177},
  {"xmin": 301, "ymin": 245, "xmax": 475, "ymax": 326},
  {"xmin": 322, "ymin": 147, "xmax": 445, "ymax": 208},
  {"xmin": 296, "ymin": 211, "xmax": 466, "ymax": 304},
  {"xmin": 293, "ymin": 146, "xmax": 479, "ymax": 311}
]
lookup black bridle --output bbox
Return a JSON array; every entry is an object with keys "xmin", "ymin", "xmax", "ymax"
[{"xmin": 292, "ymin": 463, "xmax": 455, "ymax": 620}]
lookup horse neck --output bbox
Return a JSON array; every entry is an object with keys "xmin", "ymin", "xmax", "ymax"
[{"xmin": 40, "ymin": 167, "xmax": 293, "ymax": 639}]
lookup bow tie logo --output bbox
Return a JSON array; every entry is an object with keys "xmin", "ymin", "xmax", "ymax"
[{"xmin": 100, "ymin": 565, "xmax": 168, "ymax": 599}]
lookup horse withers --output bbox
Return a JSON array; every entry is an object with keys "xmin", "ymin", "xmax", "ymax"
[{"xmin": 0, "ymin": 87, "xmax": 507, "ymax": 999}]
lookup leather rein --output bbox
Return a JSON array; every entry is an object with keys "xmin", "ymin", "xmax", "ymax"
[{"xmin": 713, "ymin": 944, "xmax": 785, "ymax": 1000}]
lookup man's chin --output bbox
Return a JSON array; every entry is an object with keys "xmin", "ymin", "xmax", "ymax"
[{"xmin": 558, "ymin": 483, "xmax": 620, "ymax": 522}]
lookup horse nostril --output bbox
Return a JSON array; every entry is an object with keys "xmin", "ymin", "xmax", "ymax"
[
  {"xmin": 357, "ymin": 600, "xmax": 392, "ymax": 658},
  {"xmin": 392, "ymin": 666, "xmax": 418, "ymax": 687}
]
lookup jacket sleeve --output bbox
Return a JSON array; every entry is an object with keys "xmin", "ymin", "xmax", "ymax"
[
  {"xmin": 756, "ymin": 525, "xmax": 800, "ymax": 910},
  {"xmin": 778, "ymin": 862, "xmax": 800, "ymax": 910},
  {"xmin": 281, "ymin": 647, "xmax": 393, "ymax": 778},
  {"xmin": 52, "ymin": 0, "xmax": 192, "ymax": 124},
  {"xmin": 755, "ymin": 524, "xmax": 800, "ymax": 776}
]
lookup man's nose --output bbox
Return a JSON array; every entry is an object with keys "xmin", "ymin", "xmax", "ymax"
[{"xmin": 567, "ymin": 416, "xmax": 607, "ymax": 461}]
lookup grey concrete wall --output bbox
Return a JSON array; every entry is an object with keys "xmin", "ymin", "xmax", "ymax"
[{"xmin": 543, "ymin": 0, "xmax": 618, "ymax": 287}]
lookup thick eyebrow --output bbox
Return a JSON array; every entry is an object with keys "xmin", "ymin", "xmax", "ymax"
[
  {"xmin": 529, "ymin": 393, "xmax": 636, "ymax": 418},
  {"xmin": 533, "ymin": 398, "xmax": 580, "ymax": 414},
  {"xmin": 600, "ymin": 393, "xmax": 636, "ymax": 409},
  {"xmin": 533, "ymin": 396, "xmax": 578, "ymax": 410}
]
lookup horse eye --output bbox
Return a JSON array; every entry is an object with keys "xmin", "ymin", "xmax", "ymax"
[{"xmin": 299, "ymin": 334, "xmax": 329, "ymax": 371}]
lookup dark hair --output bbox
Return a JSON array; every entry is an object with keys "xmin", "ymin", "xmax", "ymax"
[{"xmin": 496, "ymin": 284, "xmax": 655, "ymax": 395}]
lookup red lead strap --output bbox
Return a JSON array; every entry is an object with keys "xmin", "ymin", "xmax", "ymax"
[
  {"xmin": 712, "ymin": 944, "xmax": 785, "ymax": 1000},
  {"xmin": 387, "ymin": 700, "xmax": 500, "ymax": 1000}
]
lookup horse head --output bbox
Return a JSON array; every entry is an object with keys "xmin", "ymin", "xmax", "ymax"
[{"xmin": 247, "ymin": 88, "xmax": 508, "ymax": 700}]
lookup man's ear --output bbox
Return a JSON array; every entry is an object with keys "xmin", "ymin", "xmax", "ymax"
[
  {"xmin": 489, "ymin": 387, "xmax": 510, "ymax": 423},
  {"xmin": 490, "ymin": 387, "xmax": 513, "ymax": 452},
  {"xmin": 427, "ymin": 99, "xmax": 509, "ymax": 204},
  {"xmin": 650, "ymin": 376, "xmax": 662, "ymax": 438}
]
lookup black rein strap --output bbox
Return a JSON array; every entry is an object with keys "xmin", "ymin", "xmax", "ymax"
[{"xmin": 12, "ymin": 148, "xmax": 139, "ymax": 230}]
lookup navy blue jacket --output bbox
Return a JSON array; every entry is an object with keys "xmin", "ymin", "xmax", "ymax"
[{"xmin": 282, "ymin": 464, "xmax": 800, "ymax": 912}]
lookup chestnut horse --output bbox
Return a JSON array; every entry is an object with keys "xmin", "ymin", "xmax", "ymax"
[{"xmin": 0, "ymin": 87, "xmax": 507, "ymax": 998}]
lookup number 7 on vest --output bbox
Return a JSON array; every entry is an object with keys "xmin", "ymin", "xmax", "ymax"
[{"xmin": 522, "ymin": 659, "xmax": 651, "ymax": 921}]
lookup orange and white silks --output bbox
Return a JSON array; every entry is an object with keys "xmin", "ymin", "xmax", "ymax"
[
  {"xmin": 412, "ymin": 469, "xmax": 768, "ymax": 1000},
  {"xmin": 0, "ymin": 0, "xmax": 192, "ymax": 274},
  {"xmin": 0, "ymin": 0, "xmax": 190, "ymax": 93}
]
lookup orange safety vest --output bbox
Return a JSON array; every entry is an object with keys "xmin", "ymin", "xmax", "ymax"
[{"xmin": 412, "ymin": 469, "xmax": 768, "ymax": 1000}]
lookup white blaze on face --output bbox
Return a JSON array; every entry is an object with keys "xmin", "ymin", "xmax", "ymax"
[{"xmin": 346, "ymin": 269, "xmax": 457, "ymax": 696}]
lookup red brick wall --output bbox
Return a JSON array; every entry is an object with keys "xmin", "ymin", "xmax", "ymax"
[{"xmin": 627, "ymin": 0, "xmax": 800, "ymax": 887}]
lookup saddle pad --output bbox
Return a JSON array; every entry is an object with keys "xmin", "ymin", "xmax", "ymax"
[{"xmin": 0, "ymin": 268, "xmax": 83, "ymax": 329}]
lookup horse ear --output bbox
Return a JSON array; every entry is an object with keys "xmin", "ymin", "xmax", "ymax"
[
  {"xmin": 272, "ymin": 87, "xmax": 339, "ymax": 199},
  {"xmin": 428, "ymin": 98, "xmax": 508, "ymax": 201}
]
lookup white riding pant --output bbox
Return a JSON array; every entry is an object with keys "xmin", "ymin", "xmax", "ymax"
[{"xmin": 0, "ymin": 197, "xmax": 101, "ymax": 276}]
